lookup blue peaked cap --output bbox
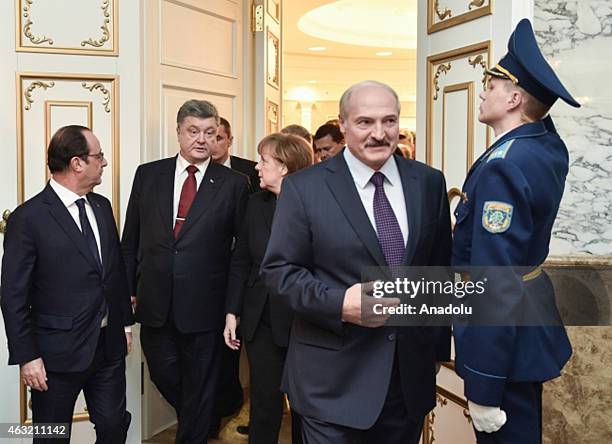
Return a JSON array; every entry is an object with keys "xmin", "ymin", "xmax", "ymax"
[{"xmin": 486, "ymin": 19, "xmax": 581, "ymax": 108}]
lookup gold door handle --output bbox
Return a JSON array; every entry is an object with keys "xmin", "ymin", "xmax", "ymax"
[{"xmin": 0, "ymin": 209, "xmax": 11, "ymax": 234}]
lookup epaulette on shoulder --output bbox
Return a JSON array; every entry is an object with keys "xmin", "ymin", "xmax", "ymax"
[{"xmin": 486, "ymin": 139, "xmax": 515, "ymax": 162}]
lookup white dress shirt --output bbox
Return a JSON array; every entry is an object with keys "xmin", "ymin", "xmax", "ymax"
[
  {"xmin": 222, "ymin": 156, "xmax": 231, "ymax": 168},
  {"xmin": 173, "ymin": 153, "xmax": 210, "ymax": 227},
  {"xmin": 343, "ymin": 148, "xmax": 409, "ymax": 244},
  {"xmin": 49, "ymin": 179, "xmax": 111, "ymax": 327}
]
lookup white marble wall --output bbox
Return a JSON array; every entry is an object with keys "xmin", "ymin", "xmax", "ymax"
[{"xmin": 534, "ymin": 0, "xmax": 612, "ymax": 256}]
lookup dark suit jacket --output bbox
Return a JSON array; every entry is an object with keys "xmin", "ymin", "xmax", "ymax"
[
  {"xmin": 121, "ymin": 157, "xmax": 249, "ymax": 333},
  {"xmin": 261, "ymin": 152, "xmax": 452, "ymax": 428},
  {"xmin": 1, "ymin": 184, "xmax": 133, "ymax": 372},
  {"xmin": 230, "ymin": 155, "xmax": 260, "ymax": 193},
  {"xmin": 225, "ymin": 190, "xmax": 292, "ymax": 347}
]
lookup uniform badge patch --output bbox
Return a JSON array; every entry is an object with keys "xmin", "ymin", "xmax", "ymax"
[
  {"xmin": 482, "ymin": 201, "xmax": 513, "ymax": 233},
  {"xmin": 487, "ymin": 139, "xmax": 514, "ymax": 162}
]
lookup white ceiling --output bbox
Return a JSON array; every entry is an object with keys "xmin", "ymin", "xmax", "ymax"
[{"xmin": 283, "ymin": 0, "xmax": 418, "ymax": 105}]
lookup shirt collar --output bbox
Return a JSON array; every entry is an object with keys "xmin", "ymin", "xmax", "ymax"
[
  {"xmin": 343, "ymin": 147, "xmax": 401, "ymax": 189},
  {"xmin": 176, "ymin": 152, "xmax": 210, "ymax": 174},
  {"xmin": 223, "ymin": 156, "xmax": 231, "ymax": 168},
  {"xmin": 49, "ymin": 178, "xmax": 87, "ymax": 208}
]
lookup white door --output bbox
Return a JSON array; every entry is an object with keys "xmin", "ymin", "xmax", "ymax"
[
  {"xmin": 415, "ymin": 1, "xmax": 532, "ymax": 443},
  {"xmin": 140, "ymin": 0, "xmax": 247, "ymax": 438},
  {"xmin": 0, "ymin": 1, "xmax": 142, "ymax": 443}
]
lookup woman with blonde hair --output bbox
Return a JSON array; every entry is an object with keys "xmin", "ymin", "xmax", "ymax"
[{"xmin": 224, "ymin": 133, "xmax": 313, "ymax": 443}]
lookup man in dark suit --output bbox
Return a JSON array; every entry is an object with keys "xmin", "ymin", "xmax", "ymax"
[
  {"xmin": 210, "ymin": 116, "xmax": 260, "ymax": 192},
  {"xmin": 262, "ymin": 81, "xmax": 452, "ymax": 443},
  {"xmin": 207, "ymin": 114, "xmax": 249, "ymax": 437},
  {"xmin": 121, "ymin": 100, "xmax": 249, "ymax": 443},
  {"xmin": 1, "ymin": 125, "xmax": 133, "ymax": 443}
]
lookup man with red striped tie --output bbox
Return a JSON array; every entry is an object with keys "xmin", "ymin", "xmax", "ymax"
[{"xmin": 121, "ymin": 100, "xmax": 249, "ymax": 443}]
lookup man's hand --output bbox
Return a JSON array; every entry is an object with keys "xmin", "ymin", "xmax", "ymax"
[
  {"xmin": 20, "ymin": 358, "xmax": 48, "ymax": 392},
  {"xmin": 342, "ymin": 282, "xmax": 400, "ymax": 327},
  {"xmin": 125, "ymin": 331, "xmax": 133, "ymax": 354},
  {"xmin": 130, "ymin": 296, "xmax": 137, "ymax": 312},
  {"xmin": 468, "ymin": 400, "xmax": 507, "ymax": 433},
  {"xmin": 223, "ymin": 313, "xmax": 241, "ymax": 350}
]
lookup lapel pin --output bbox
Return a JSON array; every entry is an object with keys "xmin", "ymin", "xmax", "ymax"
[{"xmin": 210, "ymin": 179, "xmax": 214, "ymax": 184}]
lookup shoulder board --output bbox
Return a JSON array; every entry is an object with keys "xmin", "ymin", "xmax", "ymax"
[{"xmin": 487, "ymin": 139, "xmax": 515, "ymax": 162}]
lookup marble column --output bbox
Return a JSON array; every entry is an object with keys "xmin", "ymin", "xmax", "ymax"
[
  {"xmin": 535, "ymin": 2, "xmax": 612, "ymax": 442},
  {"xmin": 535, "ymin": 0, "xmax": 612, "ymax": 256}
]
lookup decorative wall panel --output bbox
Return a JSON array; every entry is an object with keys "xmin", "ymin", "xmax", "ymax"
[
  {"xmin": 16, "ymin": 0, "xmax": 118, "ymax": 55},
  {"xmin": 16, "ymin": 73, "xmax": 119, "ymax": 222},
  {"xmin": 427, "ymin": 0, "xmax": 493, "ymax": 34},
  {"xmin": 426, "ymin": 41, "xmax": 490, "ymax": 222},
  {"xmin": 160, "ymin": 0, "xmax": 237, "ymax": 77}
]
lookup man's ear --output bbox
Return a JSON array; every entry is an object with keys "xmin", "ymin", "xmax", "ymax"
[
  {"xmin": 70, "ymin": 156, "xmax": 84, "ymax": 172},
  {"xmin": 507, "ymin": 90, "xmax": 523, "ymax": 112},
  {"xmin": 338, "ymin": 115, "xmax": 346, "ymax": 134}
]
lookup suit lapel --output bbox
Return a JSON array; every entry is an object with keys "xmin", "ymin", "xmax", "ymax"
[
  {"xmin": 88, "ymin": 193, "xmax": 109, "ymax": 276},
  {"xmin": 397, "ymin": 159, "xmax": 421, "ymax": 265},
  {"xmin": 156, "ymin": 157, "xmax": 176, "ymax": 239},
  {"xmin": 43, "ymin": 185, "xmax": 101, "ymax": 275},
  {"xmin": 175, "ymin": 161, "xmax": 223, "ymax": 241},
  {"xmin": 325, "ymin": 156, "xmax": 387, "ymax": 267}
]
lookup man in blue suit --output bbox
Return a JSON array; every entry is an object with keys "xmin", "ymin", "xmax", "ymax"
[
  {"xmin": 452, "ymin": 19, "xmax": 580, "ymax": 443},
  {"xmin": 262, "ymin": 81, "xmax": 452, "ymax": 443},
  {"xmin": 1, "ymin": 125, "xmax": 134, "ymax": 443}
]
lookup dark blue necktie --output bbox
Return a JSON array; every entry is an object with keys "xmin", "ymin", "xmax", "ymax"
[
  {"xmin": 370, "ymin": 172, "xmax": 405, "ymax": 267},
  {"xmin": 75, "ymin": 198, "xmax": 102, "ymax": 272}
]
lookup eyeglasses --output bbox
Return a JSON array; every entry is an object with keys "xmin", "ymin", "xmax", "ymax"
[{"xmin": 82, "ymin": 151, "xmax": 105, "ymax": 160}]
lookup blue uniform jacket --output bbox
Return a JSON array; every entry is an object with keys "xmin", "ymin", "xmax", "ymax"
[{"xmin": 451, "ymin": 116, "xmax": 572, "ymax": 406}]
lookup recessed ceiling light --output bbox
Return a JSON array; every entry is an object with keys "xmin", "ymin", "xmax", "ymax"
[
  {"xmin": 307, "ymin": 80, "xmax": 318, "ymax": 84},
  {"xmin": 376, "ymin": 51, "xmax": 393, "ymax": 56},
  {"xmin": 308, "ymin": 46, "xmax": 327, "ymax": 51}
]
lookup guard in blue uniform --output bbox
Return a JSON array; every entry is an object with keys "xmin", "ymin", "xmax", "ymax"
[{"xmin": 452, "ymin": 19, "xmax": 580, "ymax": 443}]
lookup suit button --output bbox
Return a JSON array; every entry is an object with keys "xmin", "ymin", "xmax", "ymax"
[{"xmin": 388, "ymin": 333, "xmax": 396, "ymax": 341}]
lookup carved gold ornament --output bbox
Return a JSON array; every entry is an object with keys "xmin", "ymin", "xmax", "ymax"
[
  {"xmin": 433, "ymin": 63, "xmax": 452, "ymax": 100},
  {"xmin": 82, "ymin": 82, "xmax": 111, "ymax": 113},
  {"xmin": 468, "ymin": 54, "xmax": 489, "ymax": 87},
  {"xmin": 24, "ymin": 80, "xmax": 55, "ymax": 110},
  {"xmin": 22, "ymin": 0, "xmax": 53, "ymax": 45},
  {"xmin": 434, "ymin": 0, "xmax": 452, "ymax": 20},
  {"xmin": 81, "ymin": 0, "xmax": 111, "ymax": 48},
  {"xmin": 469, "ymin": 0, "xmax": 486, "ymax": 10}
]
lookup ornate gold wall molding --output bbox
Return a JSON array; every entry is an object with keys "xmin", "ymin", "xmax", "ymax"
[
  {"xmin": 434, "ymin": 0, "xmax": 452, "ymax": 20},
  {"xmin": 82, "ymin": 82, "xmax": 111, "ymax": 113},
  {"xmin": 433, "ymin": 63, "xmax": 452, "ymax": 101},
  {"xmin": 428, "ymin": 0, "xmax": 493, "ymax": 34},
  {"xmin": 22, "ymin": 0, "xmax": 53, "ymax": 45},
  {"xmin": 81, "ymin": 0, "xmax": 111, "ymax": 48},
  {"xmin": 468, "ymin": 54, "xmax": 489, "ymax": 87},
  {"xmin": 24, "ymin": 80, "xmax": 55, "ymax": 110},
  {"xmin": 426, "ymin": 41, "xmax": 491, "ymax": 165},
  {"xmin": 16, "ymin": 72, "xmax": 120, "ymax": 224},
  {"xmin": 441, "ymin": 82, "xmax": 475, "ymax": 174},
  {"xmin": 16, "ymin": 0, "xmax": 118, "ymax": 56}
]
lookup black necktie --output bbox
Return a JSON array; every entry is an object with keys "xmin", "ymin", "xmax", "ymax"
[{"xmin": 75, "ymin": 198, "xmax": 102, "ymax": 272}]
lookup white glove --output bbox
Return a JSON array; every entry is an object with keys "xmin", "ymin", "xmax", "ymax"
[{"xmin": 468, "ymin": 400, "xmax": 507, "ymax": 433}]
